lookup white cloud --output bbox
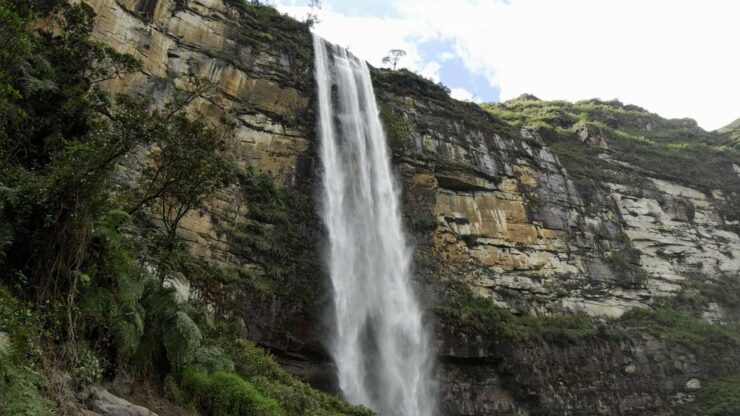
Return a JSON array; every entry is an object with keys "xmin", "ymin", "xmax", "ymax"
[
  {"xmin": 438, "ymin": 51, "xmax": 455, "ymax": 62},
  {"xmin": 279, "ymin": 0, "xmax": 740, "ymax": 130},
  {"xmin": 450, "ymin": 87, "xmax": 481, "ymax": 103},
  {"xmin": 275, "ymin": 2, "xmax": 432, "ymax": 71},
  {"xmin": 419, "ymin": 61, "xmax": 442, "ymax": 82}
]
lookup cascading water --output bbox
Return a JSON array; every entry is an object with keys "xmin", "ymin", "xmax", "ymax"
[{"xmin": 313, "ymin": 35, "xmax": 436, "ymax": 416}]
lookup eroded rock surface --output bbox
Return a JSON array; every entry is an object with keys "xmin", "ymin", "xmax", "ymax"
[{"xmin": 86, "ymin": 1, "xmax": 740, "ymax": 414}]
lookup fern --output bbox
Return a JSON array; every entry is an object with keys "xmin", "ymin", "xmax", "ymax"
[
  {"xmin": 135, "ymin": 282, "xmax": 208, "ymax": 375},
  {"xmin": 78, "ymin": 210, "xmax": 146, "ymax": 362},
  {"xmin": 0, "ymin": 185, "xmax": 17, "ymax": 262},
  {"xmin": 163, "ymin": 311, "xmax": 202, "ymax": 371},
  {"xmin": 0, "ymin": 327, "xmax": 54, "ymax": 416},
  {"xmin": 191, "ymin": 345, "xmax": 234, "ymax": 373}
]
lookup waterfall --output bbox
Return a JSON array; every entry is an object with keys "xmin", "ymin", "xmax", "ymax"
[{"xmin": 313, "ymin": 35, "xmax": 436, "ymax": 416}]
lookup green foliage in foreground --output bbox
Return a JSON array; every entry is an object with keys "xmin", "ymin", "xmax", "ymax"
[
  {"xmin": 0, "ymin": 1, "xmax": 366, "ymax": 414},
  {"xmin": 0, "ymin": 290, "xmax": 55, "ymax": 416},
  {"xmin": 224, "ymin": 339, "xmax": 373, "ymax": 416},
  {"xmin": 0, "ymin": 344, "xmax": 55, "ymax": 416},
  {"xmin": 177, "ymin": 337, "xmax": 374, "ymax": 416},
  {"xmin": 181, "ymin": 367, "xmax": 284, "ymax": 416}
]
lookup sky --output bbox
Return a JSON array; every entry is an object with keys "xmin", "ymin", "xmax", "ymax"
[{"xmin": 274, "ymin": 0, "xmax": 740, "ymax": 131}]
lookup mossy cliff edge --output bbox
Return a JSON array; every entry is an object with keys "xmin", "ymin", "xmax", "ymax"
[{"xmin": 1, "ymin": 0, "xmax": 739, "ymax": 415}]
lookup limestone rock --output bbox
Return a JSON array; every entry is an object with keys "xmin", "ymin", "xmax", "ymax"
[
  {"xmin": 89, "ymin": 387, "xmax": 158, "ymax": 416},
  {"xmin": 685, "ymin": 378, "xmax": 701, "ymax": 390}
]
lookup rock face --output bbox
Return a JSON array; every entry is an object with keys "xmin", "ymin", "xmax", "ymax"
[
  {"xmin": 85, "ymin": 1, "xmax": 740, "ymax": 414},
  {"xmin": 374, "ymin": 86, "xmax": 739, "ymax": 320}
]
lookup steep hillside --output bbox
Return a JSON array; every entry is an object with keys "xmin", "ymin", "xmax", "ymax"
[
  {"xmin": 0, "ymin": 0, "xmax": 366, "ymax": 415},
  {"xmin": 718, "ymin": 118, "xmax": 740, "ymax": 148},
  {"xmin": 1, "ymin": 0, "xmax": 739, "ymax": 415}
]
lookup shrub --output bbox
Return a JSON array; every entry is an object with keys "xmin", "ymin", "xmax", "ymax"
[
  {"xmin": 181, "ymin": 367, "xmax": 284, "ymax": 416},
  {"xmin": 74, "ymin": 347, "xmax": 103, "ymax": 386},
  {"xmin": 379, "ymin": 103, "xmax": 412, "ymax": 150},
  {"xmin": 223, "ymin": 339, "xmax": 373, "ymax": 416},
  {"xmin": 681, "ymin": 373, "xmax": 740, "ymax": 415},
  {"xmin": 618, "ymin": 305, "xmax": 740, "ymax": 358},
  {"xmin": 0, "ymin": 291, "xmax": 55, "ymax": 416},
  {"xmin": 433, "ymin": 281, "xmax": 612, "ymax": 343},
  {"xmin": 192, "ymin": 345, "xmax": 235, "ymax": 373}
]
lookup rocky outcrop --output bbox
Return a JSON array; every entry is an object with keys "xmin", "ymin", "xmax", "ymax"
[
  {"xmin": 84, "ymin": 1, "xmax": 740, "ymax": 414},
  {"xmin": 87, "ymin": 388, "xmax": 158, "ymax": 416},
  {"xmin": 436, "ymin": 328, "xmax": 740, "ymax": 416},
  {"xmin": 375, "ymin": 77, "xmax": 739, "ymax": 321}
]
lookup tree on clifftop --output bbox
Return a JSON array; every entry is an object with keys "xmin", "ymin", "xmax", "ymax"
[{"xmin": 383, "ymin": 49, "xmax": 406, "ymax": 70}]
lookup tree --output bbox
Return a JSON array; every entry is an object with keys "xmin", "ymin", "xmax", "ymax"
[
  {"xmin": 126, "ymin": 78, "xmax": 237, "ymax": 247},
  {"xmin": 305, "ymin": 0, "xmax": 321, "ymax": 28},
  {"xmin": 382, "ymin": 49, "xmax": 406, "ymax": 70}
]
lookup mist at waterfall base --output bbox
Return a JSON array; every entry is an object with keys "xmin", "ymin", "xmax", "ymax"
[{"xmin": 313, "ymin": 35, "xmax": 437, "ymax": 416}]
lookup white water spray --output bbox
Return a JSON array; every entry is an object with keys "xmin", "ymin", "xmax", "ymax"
[{"xmin": 313, "ymin": 35, "xmax": 436, "ymax": 416}]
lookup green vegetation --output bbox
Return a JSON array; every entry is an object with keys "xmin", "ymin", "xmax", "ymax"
[
  {"xmin": 223, "ymin": 339, "xmax": 373, "ymax": 416},
  {"xmin": 483, "ymin": 96, "xmax": 740, "ymax": 222},
  {"xmin": 435, "ymin": 281, "xmax": 740, "ymax": 355},
  {"xmin": 372, "ymin": 67, "xmax": 519, "ymax": 164},
  {"xmin": 181, "ymin": 367, "xmax": 284, "ymax": 416},
  {"xmin": 681, "ymin": 373, "xmax": 740, "ymax": 416},
  {"xmin": 0, "ymin": 289, "xmax": 55, "ymax": 416},
  {"xmin": 434, "ymin": 281, "xmax": 615, "ymax": 344},
  {"xmin": 0, "ymin": 1, "xmax": 364, "ymax": 414},
  {"xmin": 373, "ymin": 68, "xmax": 451, "ymax": 101},
  {"xmin": 718, "ymin": 118, "xmax": 740, "ymax": 149},
  {"xmin": 379, "ymin": 102, "xmax": 412, "ymax": 150},
  {"xmin": 618, "ymin": 304, "xmax": 740, "ymax": 358},
  {"xmin": 215, "ymin": 166, "xmax": 324, "ymax": 308},
  {"xmin": 676, "ymin": 278, "xmax": 740, "ymax": 311},
  {"xmin": 225, "ymin": 0, "xmax": 312, "ymax": 86}
]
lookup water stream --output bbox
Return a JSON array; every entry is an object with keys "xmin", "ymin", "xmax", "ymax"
[{"xmin": 313, "ymin": 35, "xmax": 436, "ymax": 416}]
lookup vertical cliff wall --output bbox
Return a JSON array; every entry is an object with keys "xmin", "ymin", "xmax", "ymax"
[
  {"xmin": 372, "ymin": 72, "xmax": 740, "ymax": 415},
  {"xmin": 83, "ymin": 1, "xmax": 740, "ymax": 414}
]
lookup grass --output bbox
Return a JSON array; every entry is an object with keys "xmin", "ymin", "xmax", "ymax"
[
  {"xmin": 372, "ymin": 68, "xmax": 451, "ymax": 101},
  {"xmin": 436, "ymin": 280, "xmax": 740, "ymax": 355},
  {"xmin": 434, "ymin": 281, "xmax": 616, "ymax": 344},
  {"xmin": 676, "ymin": 278, "xmax": 740, "ymax": 310},
  {"xmin": 227, "ymin": 0, "xmax": 311, "ymax": 63},
  {"xmin": 618, "ymin": 305, "xmax": 740, "ymax": 355},
  {"xmin": 482, "ymin": 97, "xmax": 740, "ymax": 223},
  {"xmin": 222, "ymin": 339, "xmax": 373, "ymax": 416},
  {"xmin": 681, "ymin": 373, "xmax": 740, "ymax": 415},
  {"xmin": 181, "ymin": 367, "xmax": 284, "ymax": 416}
]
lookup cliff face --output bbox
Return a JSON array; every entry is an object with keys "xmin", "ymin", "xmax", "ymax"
[
  {"xmin": 373, "ymin": 75, "xmax": 740, "ymax": 414},
  {"xmin": 371, "ymin": 73, "xmax": 740, "ymax": 414},
  {"xmin": 84, "ymin": 0, "xmax": 740, "ymax": 414},
  {"xmin": 373, "ymin": 79, "xmax": 740, "ymax": 321}
]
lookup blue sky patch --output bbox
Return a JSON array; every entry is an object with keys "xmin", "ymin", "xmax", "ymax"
[
  {"xmin": 280, "ymin": 0, "xmax": 400, "ymax": 18},
  {"xmin": 417, "ymin": 39, "xmax": 501, "ymax": 102}
]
